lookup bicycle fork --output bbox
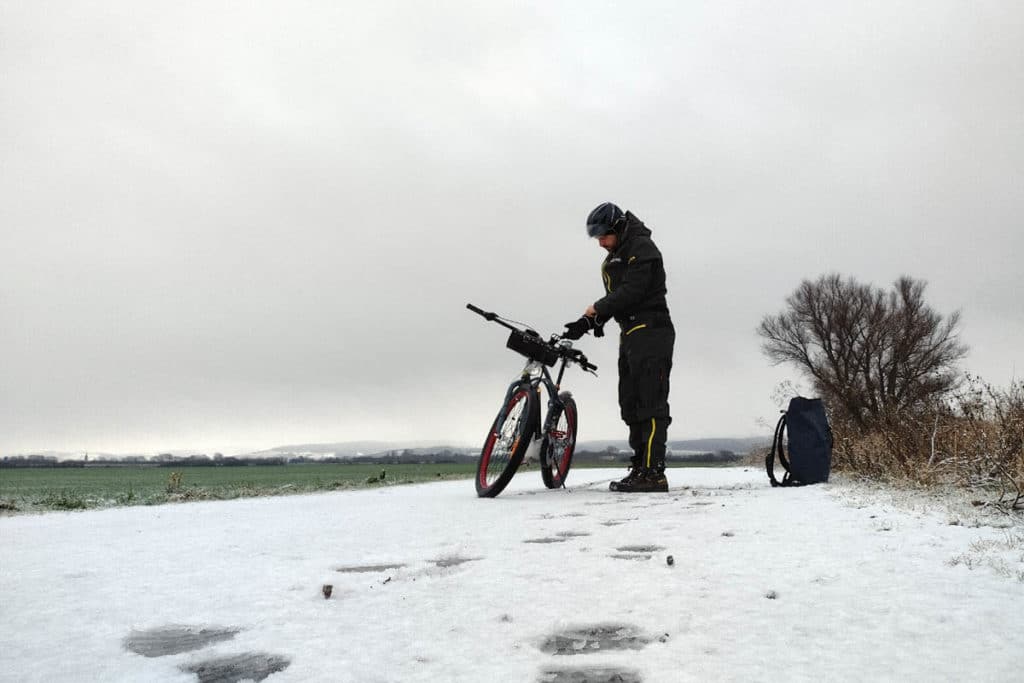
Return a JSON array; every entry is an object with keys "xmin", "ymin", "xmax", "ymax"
[{"xmin": 492, "ymin": 379, "xmax": 562, "ymax": 461}]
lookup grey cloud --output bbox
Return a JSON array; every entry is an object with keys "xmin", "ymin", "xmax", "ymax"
[{"xmin": 2, "ymin": 1, "xmax": 1021, "ymax": 454}]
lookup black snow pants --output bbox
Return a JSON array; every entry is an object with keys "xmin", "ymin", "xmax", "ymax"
[{"xmin": 617, "ymin": 319, "xmax": 674, "ymax": 472}]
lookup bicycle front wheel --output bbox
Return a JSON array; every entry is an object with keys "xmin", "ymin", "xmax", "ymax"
[
  {"xmin": 540, "ymin": 396, "xmax": 577, "ymax": 489},
  {"xmin": 476, "ymin": 385, "xmax": 538, "ymax": 498}
]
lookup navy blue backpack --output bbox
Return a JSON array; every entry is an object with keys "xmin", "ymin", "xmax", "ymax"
[{"xmin": 766, "ymin": 397, "xmax": 833, "ymax": 486}]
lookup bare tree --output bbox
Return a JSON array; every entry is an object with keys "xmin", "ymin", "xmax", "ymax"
[{"xmin": 759, "ymin": 274, "xmax": 968, "ymax": 428}]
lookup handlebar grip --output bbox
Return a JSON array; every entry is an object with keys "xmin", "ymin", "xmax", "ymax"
[
  {"xmin": 466, "ymin": 303, "xmax": 497, "ymax": 322},
  {"xmin": 569, "ymin": 349, "xmax": 597, "ymax": 372}
]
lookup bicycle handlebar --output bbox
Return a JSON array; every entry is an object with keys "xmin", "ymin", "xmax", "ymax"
[
  {"xmin": 566, "ymin": 347, "xmax": 599, "ymax": 373},
  {"xmin": 466, "ymin": 302, "xmax": 598, "ymax": 373},
  {"xmin": 465, "ymin": 303, "xmax": 495, "ymax": 321}
]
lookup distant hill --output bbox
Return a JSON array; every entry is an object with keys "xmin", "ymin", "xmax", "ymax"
[
  {"xmin": 670, "ymin": 437, "xmax": 770, "ymax": 454},
  {"xmin": 246, "ymin": 441, "xmax": 478, "ymax": 459},
  {"xmin": 6, "ymin": 436, "xmax": 769, "ymax": 463},
  {"xmin": 251, "ymin": 436, "xmax": 769, "ymax": 459}
]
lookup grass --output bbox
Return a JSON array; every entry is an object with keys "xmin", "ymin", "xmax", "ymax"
[
  {"xmin": 947, "ymin": 529, "xmax": 1024, "ymax": 582},
  {"xmin": 0, "ymin": 460, "xmax": 733, "ymax": 513},
  {"xmin": 0, "ymin": 463, "xmax": 478, "ymax": 513}
]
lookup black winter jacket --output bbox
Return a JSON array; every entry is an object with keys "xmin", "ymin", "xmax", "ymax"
[{"xmin": 592, "ymin": 212, "xmax": 670, "ymax": 328}]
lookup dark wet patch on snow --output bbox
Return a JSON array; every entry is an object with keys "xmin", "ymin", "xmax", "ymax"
[
  {"xmin": 538, "ymin": 667, "xmax": 642, "ymax": 682},
  {"xmin": 616, "ymin": 544, "xmax": 664, "ymax": 553},
  {"xmin": 556, "ymin": 531, "xmax": 592, "ymax": 538},
  {"xmin": 432, "ymin": 555, "xmax": 482, "ymax": 568},
  {"xmin": 63, "ymin": 570, "xmax": 92, "ymax": 580},
  {"xmin": 609, "ymin": 553, "xmax": 652, "ymax": 561},
  {"xmin": 524, "ymin": 537, "xmax": 570, "ymax": 544},
  {"xmin": 539, "ymin": 624, "xmax": 651, "ymax": 655},
  {"xmin": 335, "ymin": 563, "xmax": 406, "ymax": 573},
  {"xmin": 600, "ymin": 517, "xmax": 637, "ymax": 527},
  {"xmin": 181, "ymin": 652, "xmax": 290, "ymax": 683},
  {"xmin": 123, "ymin": 626, "xmax": 240, "ymax": 657}
]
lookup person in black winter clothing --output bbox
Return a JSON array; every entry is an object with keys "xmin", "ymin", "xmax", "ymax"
[{"xmin": 563, "ymin": 202, "xmax": 675, "ymax": 492}]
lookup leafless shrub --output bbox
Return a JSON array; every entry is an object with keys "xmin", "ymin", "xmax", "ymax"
[
  {"xmin": 759, "ymin": 274, "xmax": 967, "ymax": 430},
  {"xmin": 758, "ymin": 274, "xmax": 1023, "ymax": 508}
]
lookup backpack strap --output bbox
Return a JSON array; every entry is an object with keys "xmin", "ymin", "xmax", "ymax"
[{"xmin": 766, "ymin": 412, "xmax": 787, "ymax": 487}]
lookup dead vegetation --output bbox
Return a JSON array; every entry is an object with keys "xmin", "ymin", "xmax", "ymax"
[{"xmin": 831, "ymin": 377, "xmax": 1024, "ymax": 511}]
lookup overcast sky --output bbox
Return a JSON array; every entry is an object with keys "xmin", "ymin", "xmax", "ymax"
[{"xmin": 2, "ymin": 1, "xmax": 1022, "ymax": 456}]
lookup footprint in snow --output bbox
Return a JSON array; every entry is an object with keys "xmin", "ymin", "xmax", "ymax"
[
  {"xmin": 608, "ymin": 544, "xmax": 664, "ymax": 562},
  {"xmin": 335, "ymin": 562, "xmax": 407, "ymax": 574},
  {"xmin": 616, "ymin": 545, "xmax": 664, "ymax": 553},
  {"xmin": 182, "ymin": 652, "xmax": 290, "ymax": 683},
  {"xmin": 123, "ymin": 626, "xmax": 240, "ymax": 657},
  {"xmin": 538, "ymin": 624, "xmax": 654, "ymax": 655},
  {"xmin": 123, "ymin": 625, "xmax": 291, "ymax": 683},
  {"xmin": 600, "ymin": 518, "xmax": 637, "ymax": 527},
  {"xmin": 431, "ymin": 555, "xmax": 482, "ymax": 568},
  {"xmin": 535, "ymin": 624, "xmax": 669, "ymax": 683},
  {"xmin": 524, "ymin": 531, "xmax": 591, "ymax": 544},
  {"xmin": 538, "ymin": 666, "xmax": 643, "ymax": 682}
]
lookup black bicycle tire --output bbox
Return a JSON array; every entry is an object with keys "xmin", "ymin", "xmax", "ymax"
[
  {"xmin": 540, "ymin": 397, "xmax": 577, "ymax": 489},
  {"xmin": 476, "ymin": 385, "xmax": 538, "ymax": 498}
]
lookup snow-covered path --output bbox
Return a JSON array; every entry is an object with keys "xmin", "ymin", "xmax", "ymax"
[{"xmin": 1, "ymin": 468, "xmax": 1022, "ymax": 682}]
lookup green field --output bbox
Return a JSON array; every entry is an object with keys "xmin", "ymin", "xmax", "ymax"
[
  {"xmin": 0, "ymin": 460, "xmax": 733, "ymax": 513},
  {"xmin": 0, "ymin": 463, "xmax": 478, "ymax": 513}
]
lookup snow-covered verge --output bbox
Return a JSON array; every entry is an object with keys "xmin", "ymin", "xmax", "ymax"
[{"xmin": 1, "ymin": 468, "xmax": 1021, "ymax": 682}]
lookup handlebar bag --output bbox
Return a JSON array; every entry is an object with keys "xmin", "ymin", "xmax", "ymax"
[{"xmin": 506, "ymin": 329, "xmax": 559, "ymax": 367}]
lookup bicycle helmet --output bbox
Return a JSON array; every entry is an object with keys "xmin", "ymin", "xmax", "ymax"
[{"xmin": 586, "ymin": 202, "xmax": 625, "ymax": 238}]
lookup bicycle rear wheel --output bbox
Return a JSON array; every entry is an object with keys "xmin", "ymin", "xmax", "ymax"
[
  {"xmin": 540, "ymin": 396, "xmax": 577, "ymax": 489},
  {"xmin": 476, "ymin": 384, "xmax": 538, "ymax": 498}
]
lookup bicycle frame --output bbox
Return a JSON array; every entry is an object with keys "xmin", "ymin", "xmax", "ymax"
[{"xmin": 494, "ymin": 350, "xmax": 575, "ymax": 445}]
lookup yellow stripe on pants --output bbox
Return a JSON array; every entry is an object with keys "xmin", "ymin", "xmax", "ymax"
[{"xmin": 646, "ymin": 417, "xmax": 656, "ymax": 468}]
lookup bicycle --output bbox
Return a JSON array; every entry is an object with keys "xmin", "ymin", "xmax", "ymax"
[{"xmin": 466, "ymin": 303, "xmax": 598, "ymax": 498}]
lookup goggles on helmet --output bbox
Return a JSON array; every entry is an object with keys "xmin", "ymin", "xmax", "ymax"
[{"xmin": 586, "ymin": 214, "xmax": 624, "ymax": 238}]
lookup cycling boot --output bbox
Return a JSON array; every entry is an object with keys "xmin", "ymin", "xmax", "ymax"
[
  {"xmin": 613, "ymin": 467, "xmax": 669, "ymax": 493},
  {"xmin": 609, "ymin": 456, "xmax": 641, "ymax": 491}
]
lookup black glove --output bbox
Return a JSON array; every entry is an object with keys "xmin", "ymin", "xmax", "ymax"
[{"xmin": 563, "ymin": 316, "xmax": 592, "ymax": 340}]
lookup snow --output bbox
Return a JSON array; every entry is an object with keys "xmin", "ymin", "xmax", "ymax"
[{"xmin": 1, "ymin": 467, "xmax": 1022, "ymax": 682}]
